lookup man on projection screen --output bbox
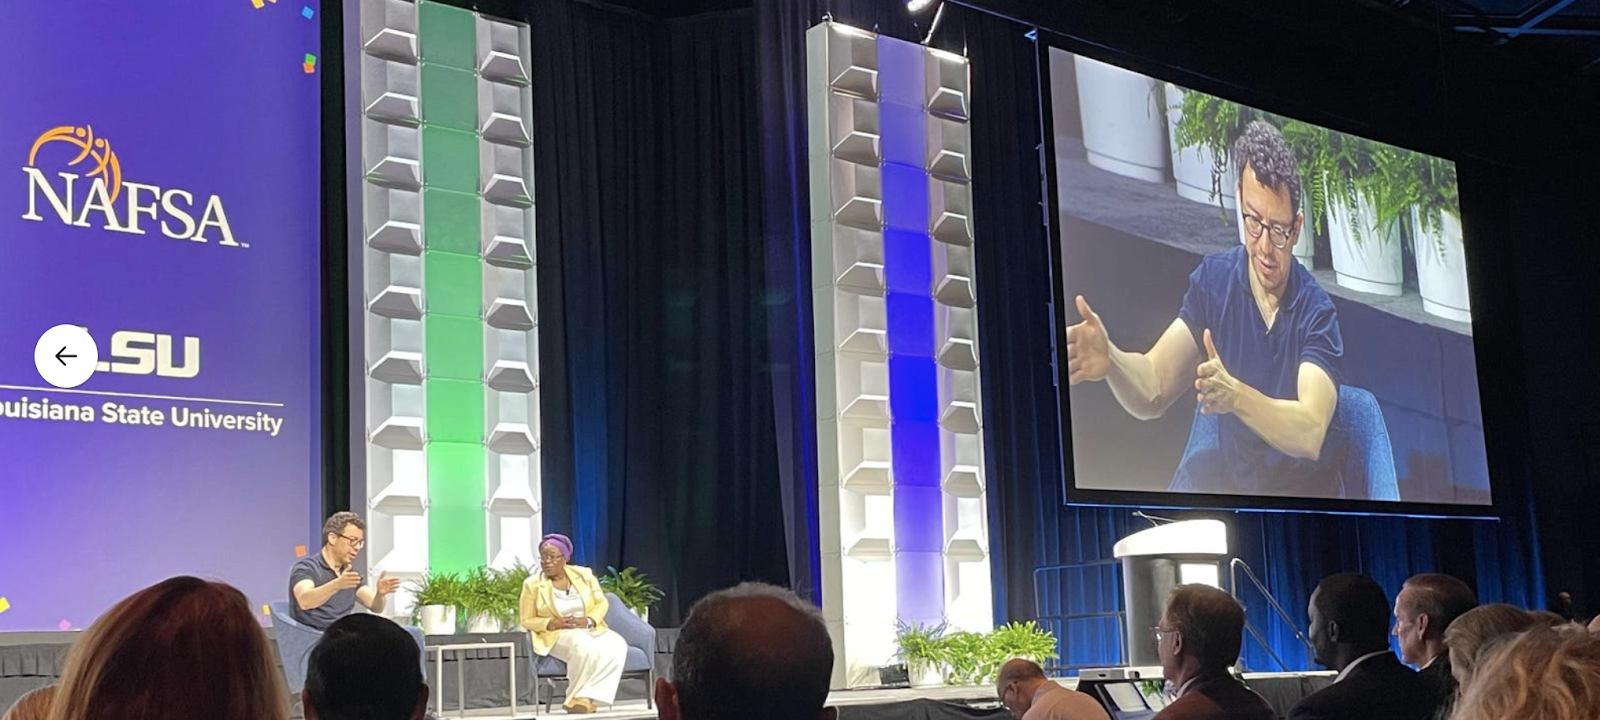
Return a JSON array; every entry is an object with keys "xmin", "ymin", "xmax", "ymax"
[{"xmin": 1066, "ymin": 120, "xmax": 1344, "ymax": 498}]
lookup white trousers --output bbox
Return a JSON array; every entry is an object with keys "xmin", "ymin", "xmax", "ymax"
[{"xmin": 549, "ymin": 628, "xmax": 629, "ymax": 706}]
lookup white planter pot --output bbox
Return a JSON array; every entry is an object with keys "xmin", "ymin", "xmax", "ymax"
[
  {"xmin": 1325, "ymin": 185, "xmax": 1403, "ymax": 296},
  {"xmin": 466, "ymin": 613, "xmax": 502, "ymax": 634},
  {"xmin": 909, "ymin": 664, "xmax": 944, "ymax": 689},
  {"xmin": 1075, "ymin": 56, "xmax": 1167, "ymax": 183},
  {"xmin": 1166, "ymin": 84, "xmax": 1237, "ymax": 208},
  {"xmin": 1293, "ymin": 181, "xmax": 1315, "ymax": 264},
  {"xmin": 1413, "ymin": 208, "xmax": 1470, "ymax": 322},
  {"xmin": 418, "ymin": 605, "xmax": 457, "ymax": 636},
  {"xmin": 630, "ymin": 606, "xmax": 650, "ymax": 624}
]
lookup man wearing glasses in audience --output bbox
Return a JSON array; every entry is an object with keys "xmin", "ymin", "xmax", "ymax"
[
  {"xmin": 291, "ymin": 511, "xmax": 403, "ymax": 630},
  {"xmin": 1066, "ymin": 119, "xmax": 1344, "ymax": 498}
]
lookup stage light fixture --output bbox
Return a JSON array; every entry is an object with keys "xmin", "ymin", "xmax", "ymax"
[{"xmin": 906, "ymin": 0, "xmax": 937, "ymax": 13}]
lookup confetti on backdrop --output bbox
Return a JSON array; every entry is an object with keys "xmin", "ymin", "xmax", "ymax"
[
  {"xmin": 303, "ymin": 6, "xmax": 315, "ymax": 19},
  {"xmin": 0, "ymin": 597, "xmax": 10, "ymax": 614},
  {"xmin": 58, "ymin": 619, "xmax": 71, "ymax": 631}
]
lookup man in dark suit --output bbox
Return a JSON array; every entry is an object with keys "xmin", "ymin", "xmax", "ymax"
[
  {"xmin": 1289, "ymin": 574, "xmax": 1438, "ymax": 720},
  {"xmin": 1393, "ymin": 573, "xmax": 1476, "ymax": 710},
  {"xmin": 1151, "ymin": 585, "xmax": 1275, "ymax": 720}
]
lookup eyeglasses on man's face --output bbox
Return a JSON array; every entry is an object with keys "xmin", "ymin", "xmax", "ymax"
[
  {"xmin": 337, "ymin": 533, "xmax": 365, "ymax": 549},
  {"xmin": 1151, "ymin": 625, "xmax": 1179, "ymax": 643},
  {"xmin": 1241, "ymin": 211, "xmax": 1294, "ymax": 250}
]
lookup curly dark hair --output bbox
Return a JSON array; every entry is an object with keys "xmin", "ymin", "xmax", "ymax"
[
  {"xmin": 1232, "ymin": 119, "xmax": 1302, "ymax": 214},
  {"xmin": 321, "ymin": 511, "xmax": 365, "ymax": 544}
]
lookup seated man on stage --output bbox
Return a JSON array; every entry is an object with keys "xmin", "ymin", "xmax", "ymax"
[
  {"xmin": 290, "ymin": 511, "xmax": 402, "ymax": 630},
  {"xmin": 1152, "ymin": 585, "xmax": 1274, "ymax": 720},
  {"xmin": 520, "ymin": 533, "xmax": 629, "ymax": 715},
  {"xmin": 1066, "ymin": 119, "xmax": 1345, "ymax": 498},
  {"xmin": 1289, "ymin": 573, "xmax": 1437, "ymax": 720},
  {"xmin": 997, "ymin": 658, "xmax": 1109, "ymax": 720}
]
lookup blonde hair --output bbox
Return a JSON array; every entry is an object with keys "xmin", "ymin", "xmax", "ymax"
[
  {"xmin": 1444, "ymin": 604, "xmax": 1534, "ymax": 686},
  {"xmin": 47, "ymin": 577, "xmax": 289, "ymax": 720},
  {"xmin": 1449, "ymin": 626, "xmax": 1600, "ymax": 720},
  {"xmin": 3, "ymin": 686, "xmax": 55, "ymax": 720}
]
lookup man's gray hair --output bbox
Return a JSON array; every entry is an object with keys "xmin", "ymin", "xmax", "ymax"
[{"xmin": 672, "ymin": 582, "xmax": 833, "ymax": 720}]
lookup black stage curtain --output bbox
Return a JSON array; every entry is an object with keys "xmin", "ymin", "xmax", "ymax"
[{"xmin": 530, "ymin": 1, "xmax": 790, "ymax": 627}]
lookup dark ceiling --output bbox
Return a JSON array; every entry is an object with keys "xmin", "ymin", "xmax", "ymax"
[{"xmin": 602, "ymin": 0, "xmax": 1600, "ymax": 83}]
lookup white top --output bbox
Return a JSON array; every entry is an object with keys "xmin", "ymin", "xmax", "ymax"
[
  {"xmin": 553, "ymin": 586, "xmax": 587, "ymax": 619},
  {"xmin": 1334, "ymin": 650, "xmax": 1392, "ymax": 683}
]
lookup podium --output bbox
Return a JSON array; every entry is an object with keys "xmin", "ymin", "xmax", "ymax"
[{"xmin": 1113, "ymin": 519, "xmax": 1228, "ymax": 667}]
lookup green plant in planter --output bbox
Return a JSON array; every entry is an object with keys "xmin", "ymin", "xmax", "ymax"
[
  {"xmin": 1279, "ymin": 119, "xmax": 1374, "ymax": 243},
  {"xmin": 598, "ymin": 566, "xmax": 663, "ymax": 616},
  {"xmin": 943, "ymin": 630, "xmax": 1002, "ymax": 686},
  {"xmin": 1410, "ymin": 154, "xmax": 1459, "ymax": 260},
  {"xmin": 1171, "ymin": 88, "xmax": 1263, "ymax": 207},
  {"xmin": 894, "ymin": 621, "xmax": 952, "ymax": 679},
  {"xmin": 458, "ymin": 565, "xmax": 503, "ymax": 627},
  {"xmin": 989, "ymin": 621, "xmax": 1060, "ymax": 666},
  {"xmin": 407, "ymin": 570, "xmax": 464, "ymax": 623},
  {"xmin": 489, "ymin": 562, "xmax": 533, "ymax": 629}
]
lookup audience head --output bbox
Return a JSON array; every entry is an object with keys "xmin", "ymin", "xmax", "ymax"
[
  {"xmin": 1308, "ymin": 573, "xmax": 1393, "ymax": 670},
  {"xmin": 4, "ymin": 686, "xmax": 55, "ymax": 720},
  {"xmin": 1395, "ymin": 573, "xmax": 1477, "ymax": 667},
  {"xmin": 1159, "ymin": 584, "xmax": 1245, "ymax": 685},
  {"xmin": 539, "ymin": 533, "xmax": 574, "ymax": 578},
  {"xmin": 1527, "ymin": 609, "xmax": 1570, "ymax": 628},
  {"xmin": 1444, "ymin": 604, "xmax": 1535, "ymax": 686},
  {"xmin": 1448, "ymin": 626, "xmax": 1600, "ymax": 720},
  {"xmin": 996, "ymin": 659, "xmax": 1049, "ymax": 718},
  {"xmin": 304, "ymin": 614, "xmax": 428, "ymax": 720},
  {"xmin": 658, "ymin": 582, "xmax": 835, "ymax": 720},
  {"xmin": 1590, "ymin": 614, "xmax": 1600, "ymax": 634},
  {"xmin": 47, "ymin": 576, "xmax": 288, "ymax": 720}
]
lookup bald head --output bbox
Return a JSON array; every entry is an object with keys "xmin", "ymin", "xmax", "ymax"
[
  {"xmin": 663, "ymin": 583, "xmax": 833, "ymax": 720},
  {"xmin": 998, "ymin": 659, "xmax": 1046, "ymax": 686}
]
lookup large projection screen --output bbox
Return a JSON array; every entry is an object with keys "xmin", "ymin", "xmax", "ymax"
[{"xmin": 1043, "ymin": 43, "xmax": 1491, "ymax": 513}]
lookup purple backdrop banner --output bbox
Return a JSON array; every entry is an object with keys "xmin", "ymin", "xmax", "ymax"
[{"xmin": 0, "ymin": 0, "xmax": 322, "ymax": 631}]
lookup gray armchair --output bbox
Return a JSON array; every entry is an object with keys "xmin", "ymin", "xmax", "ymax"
[
  {"xmin": 530, "ymin": 592, "xmax": 656, "ymax": 712},
  {"xmin": 268, "ymin": 602, "xmax": 426, "ymax": 696}
]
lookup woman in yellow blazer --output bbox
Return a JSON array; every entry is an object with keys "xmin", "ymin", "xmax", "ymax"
[{"xmin": 519, "ymin": 533, "xmax": 630, "ymax": 714}]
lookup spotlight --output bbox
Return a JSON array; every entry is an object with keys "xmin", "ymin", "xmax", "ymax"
[{"xmin": 906, "ymin": 0, "xmax": 938, "ymax": 13}]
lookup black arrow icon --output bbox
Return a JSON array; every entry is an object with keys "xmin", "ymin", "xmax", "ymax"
[{"xmin": 55, "ymin": 347, "xmax": 76, "ymax": 366}]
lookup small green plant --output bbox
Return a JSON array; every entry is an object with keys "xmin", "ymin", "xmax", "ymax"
[
  {"xmin": 1138, "ymin": 678, "xmax": 1166, "ymax": 699},
  {"xmin": 989, "ymin": 621, "xmax": 1060, "ymax": 666},
  {"xmin": 895, "ymin": 621, "xmax": 952, "ymax": 678},
  {"xmin": 598, "ymin": 566, "xmax": 664, "ymax": 616},
  {"xmin": 407, "ymin": 570, "xmax": 464, "ymax": 623}
]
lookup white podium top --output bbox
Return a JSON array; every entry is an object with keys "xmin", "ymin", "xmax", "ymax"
[{"xmin": 1112, "ymin": 519, "xmax": 1228, "ymax": 558}]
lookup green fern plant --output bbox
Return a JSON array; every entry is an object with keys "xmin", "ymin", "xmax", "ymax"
[
  {"xmin": 895, "ymin": 621, "xmax": 953, "ymax": 677},
  {"xmin": 1171, "ymin": 87, "xmax": 1263, "ymax": 209},
  {"xmin": 407, "ymin": 570, "xmax": 464, "ymax": 624},
  {"xmin": 989, "ymin": 621, "xmax": 1060, "ymax": 666},
  {"xmin": 598, "ymin": 566, "xmax": 664, "ymax": 616},
  {"xmin": 1279, "ymin": 119, "xmax": 1371, "ymax": 244},
  {"xmin": 944, "ymin": 630, "xmax": 1003, "ymax": 686}
]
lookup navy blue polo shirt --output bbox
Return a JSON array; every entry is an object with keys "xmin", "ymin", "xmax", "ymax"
[
  {"xmin": 289, "ymin": 552, "xmax": 356, "ymax": 631},
  {"xmin": 1176, "ymin": 246, "xmax": 1344, "ymax": 495}
]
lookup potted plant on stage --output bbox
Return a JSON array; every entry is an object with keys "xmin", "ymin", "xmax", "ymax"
[
  {"xmin": 598, "ymin": 566, "xmax": 664, "ymax": 623},
  {"xmin": 461, "ymin": 566, "xmax": 504, "ymax": 633},
  {"xmin": 1408, "ymin": 156, "xmax": 1469, "ymax": 322},
  {"xmin": 988, "ymin": 621, "xmax": 1060, "ymax": 671},
  {"xmin": 896, "ymin": 621, "xmax": 952, "ymax": 688},
  {"xmin": 942, "ymin": 630, "xmax": 1000, "ymax": 686},
  {"xmin": 1074, "ymin": 54, "xmax": 1168, "ymax": 183},
  {"xmin": 1287, "ymin": 121, "xmax": 1402, "ymax": 295},
  {"xmin": 1167, "ymin": 85, "xmax": 1257, "ymax": 210},
  {"xmin": 490, "ymin": 562, "xmax": 533, "ymax": 632},
  {"xmin": 409, "ymin": 570, "xmax": 462, "ymax": 636}
]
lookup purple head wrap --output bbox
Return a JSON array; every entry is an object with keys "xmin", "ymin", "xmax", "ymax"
[{"xmin": 540, "ymin": 533, "xmax": 574, "ymax": 560}]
